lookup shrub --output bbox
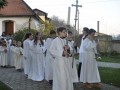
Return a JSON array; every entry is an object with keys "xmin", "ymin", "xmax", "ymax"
[
  {"xmin": 99, "ymin": 51, "xmax": 108, "ymax": 56},
  {"xmin": 110, "ymin": 51, "xmax": 119, "ymax": 56},
  {"xmin": 13, "ymin": 28, "xmax": 37, "ymax": 42}
]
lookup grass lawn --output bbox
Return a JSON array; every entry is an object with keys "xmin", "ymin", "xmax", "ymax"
[
  {"xmin": 97, "ymin": 55, "xmax": 120, "ymax": 63},
  {"xmin": 75, "ymin": 54, "xmax": 120, "ymax": 63},
  {"xmin": 0, "ymin": 81, "xmax": 12, "ymax": 90},
  {"xmin": 99, "ymin": 67, "xmax": 120, "ymax": 87}
]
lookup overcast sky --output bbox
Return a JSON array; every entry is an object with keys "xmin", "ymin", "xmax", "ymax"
[{"xmin": 24, "ymin": 0, "xmax": 120, "ymax": 35}]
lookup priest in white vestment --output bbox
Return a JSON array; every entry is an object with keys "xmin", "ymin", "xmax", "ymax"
[
  {"xmin": 80, "ymin": 29, "xmax": 101, "ymax": 89},
  {"xmin": 49, "ymin": 27, "xmax": 73, "ymax": 90}
]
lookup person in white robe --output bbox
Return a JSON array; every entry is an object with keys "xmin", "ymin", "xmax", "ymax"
[
  {"xmin": 0, "ymin": 40, "xmax": 2, "ymax": 66},
  {"xmin": 0, "ymin": 40, "xmax": 8, "ymax": 67},
  {"xmin": 45, "ymin": 30, "xmax": 56, "ymax": 84},
  {"xmin": 28, "ymin": 32, "xmax": 45, "ymax": 81},
  {"xmin": 67, "ymin": 31, "xmax": 78, "ymax": 83},
  {"xmin": 9, "ymin": 40, "xmax": 17, "ymax": 67},
  {"xmin": 78, "ymin": 27, "xmax": 89, "ymax": 78},
  {"xmin": 49, "ymin": 27, "xmax": 73, "ymax": 90},
  {"xmin": 80, "ymin": 29, "xmax": 101, "ymax": 89},
  {"xmin": 15, "ymin": 41, "xmax": 23, "ymax": 70},
  {"xmin": 23, "ymin": 32, "xmax": 33, "ymax": 75}
]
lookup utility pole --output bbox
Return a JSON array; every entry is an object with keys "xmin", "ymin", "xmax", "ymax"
[
  {"xmin": 78, "ymin": 10, "xmax": 80, "ymax": 34},
  {"xmin": 29, "ymin": 17, "xmax": 31, "ymax": 32},
  {"xmin": 72, "ymin": 0, "xmax": 82, "ymax": 31},
  {"xmin": 97, "ymin": 21, "xmax": 100, "ymax": 35},
  {"xmin": 71, "ymin": 0, "xmax": 82, "ymax": 68}
]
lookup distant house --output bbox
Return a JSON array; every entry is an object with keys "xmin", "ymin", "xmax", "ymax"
[
  {"xmin": 96, "ymin": 33, "xmax": 112, "ymax": 52},
  {"xmin": 33, "ymin": 8, "xmax": 48, "ymax": 22},
  {"xmin": 0, "ymin": 0, "xmax": 42, "ymax": 35},
  {"xmin": 112, "ymin": 40, "xmax": 120, "ymax": 53}
]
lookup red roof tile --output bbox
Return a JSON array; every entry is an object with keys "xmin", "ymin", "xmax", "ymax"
[{"xmin": 0, "ymin": 0, "xmax": 35, "ymax": 16}]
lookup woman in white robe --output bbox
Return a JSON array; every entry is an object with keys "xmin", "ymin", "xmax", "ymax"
[
  {"xmin": 15, "ymin": 41, "xmax": 23, "ymax": 70},
  {"xmin": 49, "ymin": 27, "xmax": 73, "ymax": 90},
  {"xmin": 28, "ymin": 32, "xmax": 45, "ymax": 81},
  {"xmin": 23, "ymin": 32, "xmax": 33, "ymax": 75},
  {"xmin": 80, "ymin": 29, "xmax": 101, "ymax": 89},
  {"xmin": 45, "ymin": 30, "xmax": 56, "ymax": 82}
]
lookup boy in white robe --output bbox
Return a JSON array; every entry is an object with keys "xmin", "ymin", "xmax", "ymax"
[
  {"xmin": 49, "ymin": 27, "xmax": 73, "ymax": 90},
  {"xmin": 67, "ymin": 31, "xmax": 78, "ymax": 83},
  {"xmin": 45, "ymin": 30, "xmax": 56, "ymax": 84},
  {"xmin": 15, "ymin": 41, "xmax": 23, "ymax": 71},
  {"xmin": 78, "ymin": 27, "xmax": 89, "ymax": 78}
]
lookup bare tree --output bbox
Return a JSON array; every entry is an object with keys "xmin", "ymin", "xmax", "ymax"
[{"xmin": 50, "ymin": 15, "xmax": 78, "ymax": 35}]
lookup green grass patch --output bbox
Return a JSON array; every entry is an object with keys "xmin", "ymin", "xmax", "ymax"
[
  {"xmin": 0, "ymin": 81, "xmax": 12, "ymax": 90},
  {"xmin": 75, "ymin": 53, "xmax": 120, "ymax": 63},
  {"xmin": 99, "ymin": 67, "xmax": 120, "ymax": 87},
  {"xmin": 97, "ymin": 55, "xmax": 120, "ymax": 63}
]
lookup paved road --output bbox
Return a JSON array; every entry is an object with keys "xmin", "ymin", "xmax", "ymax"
[{"xmin": 0, "ymin": 67, "xmax": 120, "ymax": 90}]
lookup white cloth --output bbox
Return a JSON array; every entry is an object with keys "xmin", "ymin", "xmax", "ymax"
[
  {"xmin": 28, "ymin": 40, "xmax": 44, "ymax": 81},
  {"xmin": 68, "ymin": 40, "xmax": 78, "ymax": 83},
  {"xmin": 79, "ymin": 35, "xmax": 87, "ymax": 63},
  {"xmin": 45, "ymin": 38, "xmax": 54, "ymax": 81},
  {"xmin": 0, "ymin": 46, "xmax": 8, "ymax": 66},
  {"xmin": 9, "ymin": 46, "xmax": 16, "ymax": 66},
  {"xmin": 15, "ymin": 47, "xmax": 23, "ymax": 69},
  {"xmin": 80, "ymin": 38, "xmax": 101, "ymax": 83},
  {"xmin": 49, "ymin": 37, "xmax": 73, "ymax": 90},
  {"xmin": 23, "ymin": 39, "xmax": 32, "ymax": 75}
]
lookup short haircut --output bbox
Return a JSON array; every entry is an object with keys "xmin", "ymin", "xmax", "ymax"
[
  {"xmin": 88, "ymin": 29, "xmax": 96, "ymax": 34},
  {"xmin": 57, "ymin": 27, "xmax": 66, "ymax": 33},
  {"xmin": 83, "ymin": 27, "xmax": 89, "ymax": 33},
  {"xmin": 68, "ymin": 31, "xmax": 72, "ymax": 34},
  {"xmin": 50, "ymin": 30, "xmax": 56, "ymax": 35}
]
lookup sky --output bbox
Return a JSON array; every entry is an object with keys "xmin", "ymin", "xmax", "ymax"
[{"xmin": 24, "ymin": 0, "xmax": 120, "ymax": 35}]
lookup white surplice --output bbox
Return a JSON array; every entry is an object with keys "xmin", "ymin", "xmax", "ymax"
[
  {"xmin": 68, "ymin": 40, "xmax": 78, "ymax": 83},
  {"xmin": 15, "ymin": 47, "xmax": 23, "ymax": 69},
  {"xmin": 0, "ymin": 46, "xmax": 8, "ymax": 66},
  {"xmin": 23, "ymin": 39, "xmax": 32, "ymax": 75},
  {"xmin": 79, "ymin": 35, "xmax": 86, "ymax": 63},
  {"xmin": 49, "ymin": 37, "xmax": 73, "ymax": 90},
  {"xmin": 80, "ymin": 38, "xmax": 101, "ymax": 83},
  {"xmin": 28, "ymin": 40, "xmax": 45, "ymax": 81},
  {"xmin": 9, "ymin": 45, "xmax": 16, "ymax": 66},
  {"xmin": 45, "ymin": 38, "xmax": 54, "ymax": 81}
]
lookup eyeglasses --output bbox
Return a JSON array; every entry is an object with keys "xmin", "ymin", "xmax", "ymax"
[{"xmin": 62, "ymin": 31, "xmax": 66, "ymax": 33}]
